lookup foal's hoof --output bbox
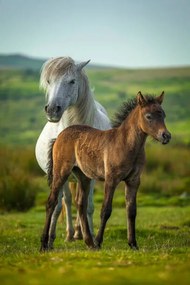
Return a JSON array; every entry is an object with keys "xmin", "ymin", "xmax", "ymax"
[
  {"xmin": 65, "ymin": 235, "xmax": 75, "ymax": 242},
  {"xmin": 90, "ymin": 245, "xmax": 100, "ymax": 251},
  {"xmin": 87, "ymin": 240, "xmax": 100, "ymax": 251},
  {"xmin": 94, "ymin": 239, "xmax": 101, "ymax": 250},
  {"xmin": 73, "ymin": 231, "xmax": 83, "ymax": 240},
  {"xmin": 39, "ymin": 245, "xmax": 49, "ymax": 253},
  {"xmin": 128, "ymin": 243, "xmax": 139, "ymax": 251},
  {"xmin": 65, "ymin": 229, "xmax": 75, "ymax": 242},
  {"xmin": 48, "ymin": 244, "xmax": 54, "ymax": 250}
]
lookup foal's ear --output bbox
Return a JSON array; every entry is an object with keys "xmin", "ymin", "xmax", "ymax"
[
  {"xmin": 76, "ymin": 60, "xmax": 91, "ymax": 71},
  {"xmin": 156, "ymin": 91, "xmax": 164, "ymax": 105},
  {"xmin": 137, "ymin": 91, "xmax": 147, "ymax": 107}
]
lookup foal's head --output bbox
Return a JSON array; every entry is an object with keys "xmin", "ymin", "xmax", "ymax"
[
  {"xmin": 137, "ymin": 91, "xmax": 171, "ymax": 144},
  {"xmin": 40, "ymin": 57, "xmax": 90, "ymax": 122}
]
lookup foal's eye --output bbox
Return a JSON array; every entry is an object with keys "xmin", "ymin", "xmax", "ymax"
[
  {"xmin": 47, "ymin": 79, "xmax": 50, "ymax": 84},
  {"xmin": 157, "ymin": 110, "xmax": 165, "ymax": 118},
  {"xmin": 69, "ymin": 79, "xmax": 75, "ymax": 84},
  {"xmin": 145, "ymin": 113, "xmax": 152, "ymax": 121}
]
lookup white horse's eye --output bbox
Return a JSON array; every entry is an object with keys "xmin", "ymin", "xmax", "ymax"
[
  {"xmin": 69, "ymin": 79, "xmax": 75, "ymax": 84},
  {"xmin": 47, "ymin": 79, "xmax": 50, "ymax": 84}
]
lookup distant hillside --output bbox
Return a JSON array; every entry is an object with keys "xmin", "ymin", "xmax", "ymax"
[
  {"xmin": 0, "ymin": 62, "xmax": 190, "ymax": 145},
  {"xmin": 0, "ymin": 54, "xmax": 45, "ymax": 70},
  {"xmin": 0, "ymin": 54, "xmax": 112, "ymax": 71},
  {"xmin": 1, "ymin": 53, "xmax": 190, "ymax": 73}
]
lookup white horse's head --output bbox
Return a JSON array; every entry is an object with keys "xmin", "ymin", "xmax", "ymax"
[{"xmin": 40, "ymin": 57, "xmax": 90, "ymax": 122}]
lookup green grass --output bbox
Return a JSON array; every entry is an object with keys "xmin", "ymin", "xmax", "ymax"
[{"xmin": 0, "ymin": 195, "xmax": 190, "ymax": 285}]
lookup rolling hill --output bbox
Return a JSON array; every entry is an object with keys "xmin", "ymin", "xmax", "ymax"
[
  {"xmin": 0, "ymin": 54, "xmax": 45, "ymax": 70},
  {"xmin": 0, "ymin": 54, "xmax": 113, "ymax": 71}
]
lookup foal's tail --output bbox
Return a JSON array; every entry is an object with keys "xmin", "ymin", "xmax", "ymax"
[{"xmin": 47, "ymin": 139, "xmax": 56, "ymax": 187}]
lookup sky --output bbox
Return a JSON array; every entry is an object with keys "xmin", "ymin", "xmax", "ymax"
[{"xmin": 0, "ymin": 0, "xmax": 190, "ymax": 68}]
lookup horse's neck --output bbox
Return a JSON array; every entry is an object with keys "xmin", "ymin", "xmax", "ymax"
[
  {"xmin": 61, "ymin": 89, "xmax": 96, "ymax": 128},
  {"xmin": 120, "ymin": 109, "xmax": 147, "ymax": 151}
]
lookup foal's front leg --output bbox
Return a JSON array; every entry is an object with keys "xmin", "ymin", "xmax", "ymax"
[
  {"xmin": 95, "ymin": 179, "xmax": 117, "ymax": 248},
  {"xmin": 125, "ymin": 178, "xmax": 140, "ymax": 250}
]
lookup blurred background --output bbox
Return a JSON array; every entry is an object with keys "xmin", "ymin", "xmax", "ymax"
[{"xmin": 0, "ymin": 0, "xmax": 190, "ymax": 210}]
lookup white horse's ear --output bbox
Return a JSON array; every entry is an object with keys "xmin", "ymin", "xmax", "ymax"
[{"xmin": 76, "ymin": 60, "xmax": 90, "ymax": 71}]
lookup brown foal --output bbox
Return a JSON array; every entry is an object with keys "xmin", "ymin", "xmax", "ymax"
[{"xmin": 40, "ymin": 91, "xmax": 171, "ymax": 251}]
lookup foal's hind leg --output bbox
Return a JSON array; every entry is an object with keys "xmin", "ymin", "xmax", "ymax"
[
  {"xmin": 62, "ymin": 181, "xmax": 75, "ymax": 241},
  {"xmin": 73, "ymin": 184, "xmax": 83, "ymax": 240},
  {"xmin": 48, "ymin": 180, "xmax": 75, "ymax": 248},
  {"xmin": 87, "ymin": 179, "xmax": 95, "ymax": 236},
  {"xmin": 74, "ymin": 179, "xmax": 95, "ymax": 240},
  {"xmin": 73, "ymin": 168, "xmax": 95, "ymax": 248},
  {"xmin": 40, "ymin": 175, "xmax": 69, "ymax": 252},
  {"xmin": 48, "ymin": 188, "xmax": 64, "ymax": 249}
]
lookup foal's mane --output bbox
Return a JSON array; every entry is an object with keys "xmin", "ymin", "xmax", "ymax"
[
  {"xmin": 40, "ymin": 57, "xmax": 76, "ymax": 90},
  {"xmin": 112, "ymin": 95, "xmax": 157, "ymax": 128}
]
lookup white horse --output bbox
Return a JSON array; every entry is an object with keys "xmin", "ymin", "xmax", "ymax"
[{"xmin": 35, "ymin": 57, "xmax": 111, "ymax": 249}]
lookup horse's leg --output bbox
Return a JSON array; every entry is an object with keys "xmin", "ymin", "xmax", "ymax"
[
  {"xmin": 73, "ymin": 169, "xmax": 95, "ymax": 248},
  {"xmin": 87, "ymin": 179, "xmax": 95, "ymax": 236},
  {"xmin": 124, "ymin": 178, "xmax": 140, "ymax": 250},
  {"xmin": 40, "ymin": 187, "xmax": 62, "ymax": 251},
  {"xmin": 63, "ymin": 181, "xmax": 75, "ymax": 241},
  {"xmin": 95, "ymin": 179, "xmax": 117, "ymax": 248},
  {"xmin": 40, "ymin": 174, "xmax": 70, "ymax": 252},
  {"xmin": 73, "ymin": 184, "xmax": 83, "ymax": 240},
  {"xmin": 48, "ymin": 187, "xmax": 64, "ymax": 249},
  {"xmin": 48, "ymin": 180, "xmax": 75, "ymax": 247},
  {"xmin": 74, "ymin": 179, "xmax": 95, "ymax": 239}
]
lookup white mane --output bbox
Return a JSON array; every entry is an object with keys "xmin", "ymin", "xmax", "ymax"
[{"xmin": 40, "ymin": 57, "xmax": 75, "ymax": 91}]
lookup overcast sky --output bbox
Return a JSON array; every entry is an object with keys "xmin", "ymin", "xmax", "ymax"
[{"xmin": 0, "ymin": 0, "xmax": 190, "ymax": 68}]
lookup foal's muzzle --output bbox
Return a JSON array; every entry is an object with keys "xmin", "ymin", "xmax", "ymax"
[{"xmin": 158, "ymin": 130, "xmax": 171, "ymax": 144}]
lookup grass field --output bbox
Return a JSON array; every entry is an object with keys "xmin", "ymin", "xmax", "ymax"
[
  {"xmin": 0, "ymin": 190, "xmax": 190, "ymax": 285},
  {"xmin": 0, "ymin": 177, "xmax": 190, "ymax": 284}
]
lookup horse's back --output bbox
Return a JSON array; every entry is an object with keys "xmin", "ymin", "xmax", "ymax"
[
  {"xmin": 57, "ymin": 125, "xmax": 97, "ymax": 142},
  {"xmin": 55, "ymin": 124, "xmax": 106, "ymax": 159},
  {"xmin": 55, "ymin": 125, "xmax": 106, "ymax": 180}
]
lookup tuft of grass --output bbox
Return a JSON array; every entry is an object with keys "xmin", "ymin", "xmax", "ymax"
[
  {"xmin": 0, "ymin": 146, "xmax": 43, "ymax": 212},
  {"xmin": 0, "ymin": 169, "xmax": 37, "ymax": 211}
]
